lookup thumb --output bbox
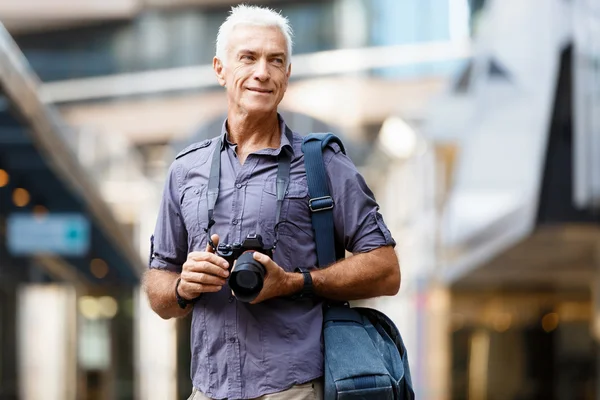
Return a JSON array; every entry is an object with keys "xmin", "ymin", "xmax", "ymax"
[
  {"xmin": 253, "ymin": 252, "xmax": 274, "ymax": 271},
  {"xmin": 206, "ymin": 234, "xmax": 220, "ymax": 253}
]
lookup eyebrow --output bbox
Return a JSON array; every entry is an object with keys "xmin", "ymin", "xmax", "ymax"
[
  {"xmin": 238, "ymin": 49, "xmax": 287, "ymax": 60},
  {"xmin": 238, "ymin": 49, "xmax": 257, "ymax": 56}
]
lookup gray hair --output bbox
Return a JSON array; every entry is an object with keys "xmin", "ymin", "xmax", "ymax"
[{"xmin": 216, "ymin": 4, "xmax": 293, "ymax": 66}]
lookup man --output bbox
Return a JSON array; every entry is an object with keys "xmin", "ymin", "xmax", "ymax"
[{"xmin": 144, "ymin": 4, "xmax": 400, "ymax": 400}]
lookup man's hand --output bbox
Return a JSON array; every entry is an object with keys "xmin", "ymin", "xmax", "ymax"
[
  {"xmin": 234, "ymin": 252, "xmax": 302, "ymax": 304},
  {"xmin": 179, "ymin": 234, "xmax": 230, "ymax": 300}
]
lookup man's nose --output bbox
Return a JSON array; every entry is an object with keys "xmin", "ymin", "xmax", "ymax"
[{"xmin": 253, "ymin": 59, "xmax": 270, "ymax": 81}]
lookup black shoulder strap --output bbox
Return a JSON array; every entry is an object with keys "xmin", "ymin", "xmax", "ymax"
[
  {"xmin": 205, "ymin": 137, "xmax": 291, "ymax": 249},
  {"xmin": 301, "ymin": 133, "xmax": 346, "ymax": 268}
]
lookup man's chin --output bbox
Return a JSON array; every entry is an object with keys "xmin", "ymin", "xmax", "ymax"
[{"xmin": 240, "ymin": 102, "xmax": 278, "ymax": 116}]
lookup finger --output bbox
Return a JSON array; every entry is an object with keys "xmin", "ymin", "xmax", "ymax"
[
  {"xmin": 188, "ymin": 252, "xmax": 229, "ymax": 269},
  {"xmin": 250, "ymin": 292, "xmax": 264, "ymax": 305},
  {"xmin": 182, "ymin": 271, "xmax": 227, "ymax": 286},
  {"xmin": 179, "ymin": 281, "xmax": 222, "ymax": 297},
  {"xmin": 185, "ymin": 261, "xmax": 230, "ymax": 278},
  {"xmin": 205, "ymin": 234, "xmax": 220, "ymax": 253},
  {"xmin": 253, "ymin": 252, "xmax": 275, "ymax": 270},
  {"xmin": 202, "ymin": 284, "xmax": 223, "ymax": 293},
  {"xmin": 188, "ymin": 283, "xmax": 222, "ymax": 293}
]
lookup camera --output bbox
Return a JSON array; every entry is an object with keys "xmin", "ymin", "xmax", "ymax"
[{"xmin": 215, "ymin": 234, "xmax": 272, "ymax": 303}]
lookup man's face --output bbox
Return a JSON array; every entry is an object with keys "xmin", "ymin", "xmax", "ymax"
[{"xmin": 214, "ymin": 25, "xmax": 291, "ymax": 115}]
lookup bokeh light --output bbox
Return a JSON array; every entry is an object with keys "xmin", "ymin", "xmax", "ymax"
[
  {"xmin": 12, "ymin": 188, "xmax": 30, "ymax": 207},
  {"xmin": 32, "ymin": 205, "xmax": 48, "ymax": 218},
  {"xmin": 78, "ymin": 296, "xmax": 100, "ymax": 320},
  {"xmin": 0, "ymin": 169, "xmax": 9, "ymax": 187},
  {"xmin": 90, "ymin": 258, "xmax": 109, "ymax": 279},
  {"xmin": 98, "ymin": 296, "xmax": 119, "ymax": 319},
  {"xmin": 541, "ymin": 312, "xmax": 559, "ymax": 333},
  {"xmin": 492, "ymin": 313, "xmax": 512, "ymax": 333}
]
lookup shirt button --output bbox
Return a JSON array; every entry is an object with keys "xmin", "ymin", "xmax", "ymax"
[
  {"xmin": 235, "ymin": 183, "xmax": 243, "ymax": 189},
  {"xmin": 228, "ymin": 296, "xmax": 234, "ymax": 303},
  {"xmin": 229, "ymin": 337, "xmax": 236, "ymax": 343},
  {"xmin": 232, "ymin": 219, "xmax": 238, "ymax": 225}
]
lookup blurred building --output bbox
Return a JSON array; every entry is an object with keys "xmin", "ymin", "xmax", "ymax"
[
  {"xmin": 0, "ymin": 0, "xmax": 473, "ymax": 399},
  {"xmin": 6, "ymin": 0, "xmax": 600, "ymax": 398},
  {"xmin": 418, "ymin": 0, "xmax": 600, "ymax": 398},
  {"xmin": 0, "ymin": 34, "xmax": 142, "ymax": 400},
  {"xmin": 0, "ymin": 0, "xmax": 470, "ymax": 400},
  {"xmin": 5, "ymin": 0, "xmax": 599, "ymax": 399}
]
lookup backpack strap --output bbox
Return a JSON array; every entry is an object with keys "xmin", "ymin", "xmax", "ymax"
[{"xmin": 301, "ymin": 133, "xmax": 346, "ymax": 268}]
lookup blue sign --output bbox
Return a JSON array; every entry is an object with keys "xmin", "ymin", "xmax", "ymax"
[{"xmin": 7, "ymin": 213, "xmax": 90, "ymax": 256}]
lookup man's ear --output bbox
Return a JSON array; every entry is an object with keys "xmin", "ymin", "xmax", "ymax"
[{"xmin": 213, "ymin": 57, "xmax": 226, "ymax": 87}]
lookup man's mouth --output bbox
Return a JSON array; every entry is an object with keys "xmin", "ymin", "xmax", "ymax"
[{"xmin": 247, "ymin": 88, "xmax": 273, "ymax": 93}]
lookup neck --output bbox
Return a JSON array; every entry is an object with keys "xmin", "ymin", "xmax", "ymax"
[{"xmin": 226, "ymin": 110, "xmax": 281, "ymax": 153}]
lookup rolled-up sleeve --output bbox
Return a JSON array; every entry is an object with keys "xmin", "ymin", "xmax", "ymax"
[
  {"xmin": 325, "ymin": 147, "xmax": 396, "ymax": 253},
  {"xmin": 149, "ymin": 162, "xmax": 188, "ymax": 272}
]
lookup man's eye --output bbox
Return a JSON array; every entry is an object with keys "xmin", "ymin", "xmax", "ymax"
[
  {"xmin": 273, "ymin": 58, "xmax": 284, "ymax": 65},
  {"xmin": 241, "ymin": 55, "xmax": 254, "ymax": 61}
]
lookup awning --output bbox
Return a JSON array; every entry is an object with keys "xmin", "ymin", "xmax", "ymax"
[
  {"xmin": 0, "ymin": 24, "xmax": 142, "ymax": 285},
  {"xmin": 422, "ymin": 0, "xmax": 571, "ymax": 285}
]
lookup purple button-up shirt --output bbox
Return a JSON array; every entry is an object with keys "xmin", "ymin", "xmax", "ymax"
[{"xmin": 149, "ymin": 115, "xmax": 395, "ymax": 399}]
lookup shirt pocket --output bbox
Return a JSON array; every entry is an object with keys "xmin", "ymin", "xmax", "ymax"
[
  {"xmin": 180, "ymin": 185, "xmax": 208, "ymax": 247},
  {"xmin": 259, "ymin": 178, "xmax": 310, "ymax": 247}
]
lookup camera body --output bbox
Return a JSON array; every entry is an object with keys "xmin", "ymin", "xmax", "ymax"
[
  {"xmin": 216, "ymin": 233, "xmax": 273, "ymax": 265},
  {"xmin": 216, "ymin": 234, "xmax": 272, "ymax": 303}
]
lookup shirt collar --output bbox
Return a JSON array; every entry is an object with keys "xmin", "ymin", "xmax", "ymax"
[{"xmin": 219, "ymin": 113, "xmax": 295, "ymax": 157}]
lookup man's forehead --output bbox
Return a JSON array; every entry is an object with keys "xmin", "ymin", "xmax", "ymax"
[{"xmin": 229, "ymin": 25, "xmax": 288, "ymax": 53}]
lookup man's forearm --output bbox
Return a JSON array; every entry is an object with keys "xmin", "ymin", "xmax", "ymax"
[
  {"xmin": 143, "ymin": 269, "xmax": 193, "ymax": 319},
  {"xmin": 309, "ymin": 246, "xmax": 400, "ymax": 301}
]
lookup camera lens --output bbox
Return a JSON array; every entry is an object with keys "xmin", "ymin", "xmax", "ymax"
[
  {"xmin": 236, "ymin": 270, "xmax": 259, "ymax": 288},
  {"xmin": 229, "ymin": 251, "xmax": 265, "ymax": 303}
]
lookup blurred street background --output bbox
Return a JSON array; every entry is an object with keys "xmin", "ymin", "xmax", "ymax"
[{"xmin": 0, "ymin": 0, "xmax": 599, "ymax": 399}]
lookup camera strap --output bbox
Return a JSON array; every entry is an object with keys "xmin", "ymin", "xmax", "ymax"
[{"xmin": 206, "ymin": 136, "xmax": 291, "ymax": 249}]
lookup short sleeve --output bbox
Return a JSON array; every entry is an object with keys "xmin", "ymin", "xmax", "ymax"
[
  {"xmin": 149, "ymin": 162, "xmax": 188, "ymax": 272},
  {"xmin": 324, "ymin": 148, "xmax": 396, "ymax": 253}
]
